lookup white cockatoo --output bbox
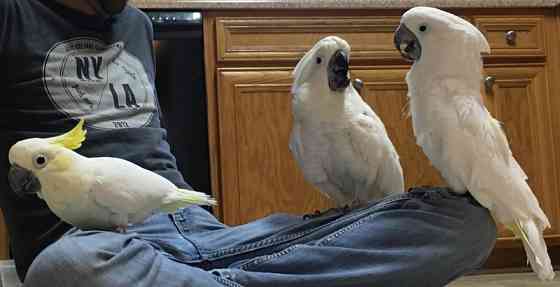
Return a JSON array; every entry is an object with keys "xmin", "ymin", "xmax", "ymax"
[
  {"xmin": 7, "ymin": 119, "xmax": 216, "ymax": 231},
  {"xmin": 290, "ymin": 36, "xmax": 404, "ymax": 208},
  {"xmin": 395, "ymin": 7, "xmax": 554, "ymax": 280}
]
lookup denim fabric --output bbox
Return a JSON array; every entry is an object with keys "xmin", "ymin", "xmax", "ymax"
[{"xmin": 23, "ymin": 187, "xmax": 496, "ymax": 287}]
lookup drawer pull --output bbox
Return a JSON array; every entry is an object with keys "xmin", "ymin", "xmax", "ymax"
[
  {"xmin": 505, "ymin": 30, "xmax": 517, "ymax": 46},
  {"xmin": 484, "ymin": 76, "xmax": 496, "ymax": 93},
  {"xmin": 352, "ymin": 78, "xmax": 364, "ymax": 94}
]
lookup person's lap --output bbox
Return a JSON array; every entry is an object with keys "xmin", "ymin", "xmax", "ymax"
[{"xmin": 24, "ymin": 187, "xmax": 497, "ymax": 287}]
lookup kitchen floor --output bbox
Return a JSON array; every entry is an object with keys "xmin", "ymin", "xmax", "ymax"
[{"xmin": 448, "ymin": 272, "xmax": 560, "ymax": 286}]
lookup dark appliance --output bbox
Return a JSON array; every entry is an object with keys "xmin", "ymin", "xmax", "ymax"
[{"xmin": 145, "ymin": 11, "xmax": 211, "ymax": 197}]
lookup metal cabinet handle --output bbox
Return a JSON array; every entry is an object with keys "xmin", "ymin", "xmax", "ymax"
[
  {"xmin": 352, "ymin": 78, "xmax": 364, "ymax": 94},
  {"xmin": 484, "ymin": 76, "xmax": 496, "ymax": 93},
  {"xmin": 505, "ymin": 30, "xmax": 517, "ymax": 46}
]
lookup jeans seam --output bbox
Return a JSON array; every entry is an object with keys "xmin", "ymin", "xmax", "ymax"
[
  {"xmin": 171, "ymin": 210, "xmax": 307, "ymax": 261},
  {"xmin": 207, "ymin": 194, "xmax": 412, "ymax": 260},
  {"xmin": 314, "ymin": 206, "xmax": 463, "ymax": 247},
  {"xmin": 213, "ymin": 275, "xmax": 245, "ymax": 287},
  {"xmin": 170, "ymin": 213, "xmax": 203, "ymax": 260},
  {"xmin": 238, "ymin": 245, "xmax": 302, "ymax": 270},
  {"xmin": 207, "ymin": 231, "xmax": 306, "ymax": 258},
  {"xmin": 230, "ymin": 194, "xmax": 413, "ymax": 270},
  {"xmin": 316, "ymin": 214, "xmax": 371, "ymax": 247}
]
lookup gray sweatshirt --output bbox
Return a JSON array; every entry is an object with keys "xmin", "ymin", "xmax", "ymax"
[{"xmin": 0, "ymin": 0, "xmax": 189, "ymax": 280}]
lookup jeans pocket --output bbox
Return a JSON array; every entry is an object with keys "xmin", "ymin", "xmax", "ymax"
[{"xmin": 165, "ymin": 212, "xmax": 205, "ymax": 263}]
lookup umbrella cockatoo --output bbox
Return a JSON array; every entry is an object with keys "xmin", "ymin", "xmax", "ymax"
[
  {"xmin": 290, "ymin": 36, "xmax": 404, "ymax": 208},
  {"xmin": 395, "ymin": 6, "xmax": 554, "ymax": 280}
]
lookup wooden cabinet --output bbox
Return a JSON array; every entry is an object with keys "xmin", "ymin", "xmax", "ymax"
[
  {"xmin": 474, "ymin": 16, "xmax": 546, "ymax": 57},
  {"xmin": 203, "ymin": 8, "xmax": 560, "ymax": 271},
  {"xmin": 483, "ymin": 66, "xmax": 559, "ymax": 242},
  {"xmin": 215, "ymin": 67, "xmax": 445, "ymax": 225},
  {"xmin": 216, "ymin": 69, "xmax": 332, "ymax": 225},
  {"xmin": 215, "ymin": 16, "xmax": 402, "ymax": 62}
]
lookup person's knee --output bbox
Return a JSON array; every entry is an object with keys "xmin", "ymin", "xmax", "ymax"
[
  {"xmin": 24, "ymin": 230, "xmax": 130, "ymax": 287},
  {"xmin": 24, "ymin": 235, "xmax": 84, "ymax": 286},
  {"xmin": 456, "ymin": 201, "xmax": 497, "ymax": 268}
]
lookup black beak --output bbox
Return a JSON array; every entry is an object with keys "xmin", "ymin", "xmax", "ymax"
[
  {"xmin": 328, "ymin": 49, "xmax": 351, "ymax": 91},
  {"xmin": 394, "ymin": 24, "xmax": 422, "ymax": 62},
  {"xmin": 8, "ymin": 164, "xmax": 41, "ymax": 198}
]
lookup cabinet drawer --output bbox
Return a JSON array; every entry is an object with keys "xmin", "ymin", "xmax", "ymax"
[
  {"xmin": 216, "ymin": 16, "xmax": 402, "ymax": 62},
  {"xmin": 473, "ymin": 16, "xmax": 545, "ymax": 57}
]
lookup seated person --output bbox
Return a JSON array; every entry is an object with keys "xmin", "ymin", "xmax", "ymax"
[{"xmin": 0, "ymin": 0, "xmax": 496, "ymax": 286}]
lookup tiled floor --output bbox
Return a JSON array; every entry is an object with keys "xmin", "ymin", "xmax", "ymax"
[{"xmin": 448, "ymin": 272, "xmax": 560, "ymax": 287}]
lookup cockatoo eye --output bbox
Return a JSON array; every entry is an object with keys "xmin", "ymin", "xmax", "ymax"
[
  {"xmin": 419, "ymin": 25, "xmax": 428, "ymax": 32},
  {"xmin": 33, "ymin": 154, "xmax": 48, "ymax": 169},
  {"xmin": 316, "ymin": 57, "xmax": 322, "ymax": 64}
]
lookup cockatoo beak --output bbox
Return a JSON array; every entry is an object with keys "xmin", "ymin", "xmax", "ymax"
[
  {"xmin": 327, "ymin": 49, "xmax": 351, "ymax": 91},
  {"xmin": 8, "ymin": 164, "xmax": 41, "ymax": 198},
  {"xmin": 394, "ymin": 24, "xmax": 422, "ymax": 62}
]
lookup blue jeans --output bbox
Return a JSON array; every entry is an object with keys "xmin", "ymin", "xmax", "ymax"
[{"xmin": 23, "ymin": 187, "xmax": 496, "ymax": 287}]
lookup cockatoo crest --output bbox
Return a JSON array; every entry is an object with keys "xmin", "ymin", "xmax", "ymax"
[
  {"xmin": 46, "ymin": 118, "xmax": 87, "ymax": 150},
  {"xmin": 8, "ymin": 119, "xmax": 86, "ymax": 174}
]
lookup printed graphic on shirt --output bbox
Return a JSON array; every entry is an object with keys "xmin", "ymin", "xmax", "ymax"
[{"xmin": 43, "ymin": 37, "xmax": 156, "ymax": 129}]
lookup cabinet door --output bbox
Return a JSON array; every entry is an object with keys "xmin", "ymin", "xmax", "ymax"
[
  {"xmin": 217, "ymin": 69, "xmax": 332, "ymax": 225},
  {"xmin": 483, "ymin": 66, "xmax": 559, "ymax": 244}
]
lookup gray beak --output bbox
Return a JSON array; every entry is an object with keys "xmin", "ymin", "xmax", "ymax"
[
  {"xmin": 394, "ymin": 24, "xmax": 422, "ymax": 62},
  {"xmin": 328, "ymin": 49, "xmax": 351, "ymax": 91},
  {"xmin": 8, "ymin": 164, "xmax": 41, "ymax": 198}
]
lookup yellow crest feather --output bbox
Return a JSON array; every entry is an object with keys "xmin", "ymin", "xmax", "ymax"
[{"xmin": 48, "ymin": 118, "xmax": 87, "ymax": 150}]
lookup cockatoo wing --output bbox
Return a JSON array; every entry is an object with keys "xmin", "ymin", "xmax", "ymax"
[
  {"xmin": 290, "ymin": 95, "xmax": 403, "ymax": 206},
  {"xmin": 452, "ymin": 95, "xmax": 541, "ymax": 219},
  {"xmin": 89, "ymin": 157, "xmax": 169, "ymax": 222},
  {"xmin": 451, "ymin": 96, "xmax": 552, "ymax": 282},
  {"xmin": 289, "ymin": 121, "xmax": 306, "ymax": 171},
  {"xmin": 289, "ymin": 119, "xmax": 346, "ymax": 203},
  {"xmin": 345, "ymin": 95, "xmax": 404, "ymax": 201}
]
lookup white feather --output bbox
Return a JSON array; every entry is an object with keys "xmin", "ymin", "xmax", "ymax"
[
  {"xmin": 9, "ymin": 139, "xmax": 215, "ymax": 231},
  {"xmin": 402, "ymin": 7, "xmax": 553, "ymax": 280},
  {"xmin": 290, "ymin": 36, "xmax": 404, "ymax": 207}
]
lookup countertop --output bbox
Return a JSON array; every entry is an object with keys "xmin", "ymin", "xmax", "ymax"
[
  {"xmin": 130, "ymin": 0, "xmax": 560, "ymax": 10},
  {"xmin": 448, "ymin": 272, "xmax": 560, "ymax": 287}
]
